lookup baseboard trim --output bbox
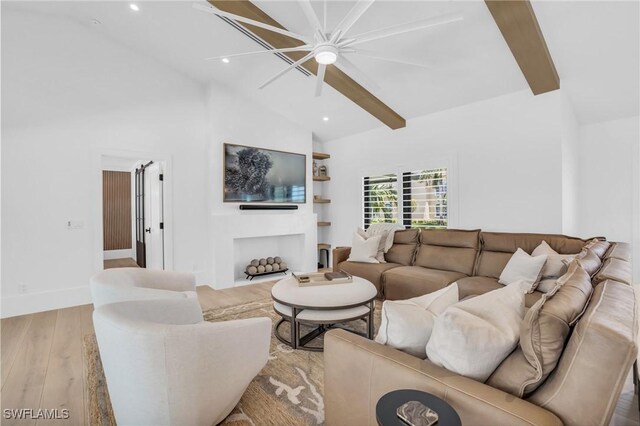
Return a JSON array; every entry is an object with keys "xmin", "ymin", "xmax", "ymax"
[
  {"xmin": 1, "ymin": 286, "xmax": 92, "ymax": 319},
  {"xmin": 104, "ymin": 249, "xmax": 134, "ymax": 260}
]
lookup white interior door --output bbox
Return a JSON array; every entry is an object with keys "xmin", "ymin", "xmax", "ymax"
[{"xmin": 143, "ymin": 162, "xmax": 164, "ymax": 270}]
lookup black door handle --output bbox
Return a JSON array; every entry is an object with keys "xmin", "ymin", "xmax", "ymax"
[{"xmin": 145, "ymin": 228, "xmax": 151, "ymax": 233}]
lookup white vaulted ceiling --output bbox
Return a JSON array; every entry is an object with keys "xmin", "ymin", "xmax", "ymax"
[{"xmin": 2, "ymin": 1, "xmax": 638, "ymax": 141}]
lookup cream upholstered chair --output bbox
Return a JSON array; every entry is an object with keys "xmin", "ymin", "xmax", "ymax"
[
  {"xmin": 93, "ymin": 297, "xmax": 271, "ymax": 426},
  {"xmin": 90, "ymin": 267, "xmax": 196, "ymax": 308}
]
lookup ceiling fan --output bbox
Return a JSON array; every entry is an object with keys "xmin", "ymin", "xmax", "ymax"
[{"xmin": 194, "ymin": 0, "xmax": 463, "ymax": 96}]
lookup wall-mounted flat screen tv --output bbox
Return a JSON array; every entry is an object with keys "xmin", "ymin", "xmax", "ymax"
[{"xmin": 224, "ymin": 143, "xmax": 306, "ymax": 203}]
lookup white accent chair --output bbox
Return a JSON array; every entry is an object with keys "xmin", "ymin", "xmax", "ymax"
[
  {"xmin": 90, "ymin": 268, "xmax": 196, "ymax": 308},
  {"xmin": 93, "ymin": 297, "xmax": 272, "ymax": 426}
]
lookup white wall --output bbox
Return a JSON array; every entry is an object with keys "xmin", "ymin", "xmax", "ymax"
[
  {"xmin": 322, "ymin": 90, "xmax": 566, "ymax": 248},
  {"xmin": 560, "ymin": 93, "xmax": 580, "ymax": 236},
  {"xmin": 1, "ymin": 8, "xmax": 210, "ymax": 317},
  {"xmin": 576, "ymin": 115, "xmax": 640, "ymax": 282},
  {"xmin": 204, "ymin": 81, "xmax": 315, "ymax": 286}
]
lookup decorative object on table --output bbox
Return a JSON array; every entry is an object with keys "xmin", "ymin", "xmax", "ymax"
[
  {"xmin": 376, "ymin": 389, "xmax": 461, "ymax": 426},
  {"xmin": 292, "ymin": 271, "xmax": 353, "ymax": 286},
  {"xmin": 318, "ymin": 165, "xmax": 327, "ymax": 176},
  {"xmin": 397, "ymin": 401, "xmax": 439, "ymax": 426},
  {"xmin": 272, "ymin": 275, "xmax": 376, "ymax": 351},
  {"xmin": 245, "ymin": 257, "xmax": 288, "ymax": 280},
  {"xmin": 224, "ymin": 143, "xmax": 306, "ymax": 203},
  {"xmin": 324, "ymin": 271, "xmax": 350, "ymax": 281},
  {"xmin": 313, "ymin": 160, "xmax": 318, "ymax": 176}
]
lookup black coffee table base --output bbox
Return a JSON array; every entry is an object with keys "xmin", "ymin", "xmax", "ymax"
[
  {"xmin": 273, "ymin": 301, "xmax": 375, "ymax": 352},
  {"xmin": 376, "ymin": 389, "xmax": 461, "ymax": 426}
]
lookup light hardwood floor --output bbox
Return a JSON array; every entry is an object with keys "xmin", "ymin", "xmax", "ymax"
[
  {"xmin": 1, "ymin": 281, "xmax": 638, "ymax": 425},
  {"xmin": 103, "ymin": 258, "xmax": 139, "ymax": 269}
]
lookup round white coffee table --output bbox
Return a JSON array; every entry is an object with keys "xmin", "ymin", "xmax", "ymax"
[{"xmin": 271, "ymin": 275, "xmax": 377, "ymax": 351}]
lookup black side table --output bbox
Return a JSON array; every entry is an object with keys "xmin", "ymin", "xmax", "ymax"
[{"xmin": 376, "ymin": 389, "xmax": 461, "ymax": 426}]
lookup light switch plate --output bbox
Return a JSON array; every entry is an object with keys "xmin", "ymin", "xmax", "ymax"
[{"xmin": 67, "ymin": 220, "xmax": 84, "ymax": 229}]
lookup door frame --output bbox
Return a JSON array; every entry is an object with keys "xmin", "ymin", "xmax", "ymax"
[{"xmin": 92, "ymin": 147, "xmax": 174, "ymax": 273}]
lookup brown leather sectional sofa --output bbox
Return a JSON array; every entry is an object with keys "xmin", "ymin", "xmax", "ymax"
[{"xmin": 326, "ymin": 229, "xmax": 636, "ymax": 426}]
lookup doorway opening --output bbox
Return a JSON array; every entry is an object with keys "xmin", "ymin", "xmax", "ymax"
[{"xmin": 102, "ymin": 155, "xmax": 165, "ymax": 270}]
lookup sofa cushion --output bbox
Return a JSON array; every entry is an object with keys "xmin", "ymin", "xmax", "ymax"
[
  {"xmin": 487, "ymin": 260, "xmax": 593, "ymax": 397},
  {"xmin": 383, "ymin": 266, "xmax": 466, "ymax": 300},
  {"xmin": 584, "ymin": 239, "xmax": 611, "ymax": 259},
  {"xmin": 593, "ymin": 257, "xmax": 632, "ymax": 285},
  {"xmin": 606, "ymin": 242, "xmax": 631, "ymax": 261},
  {"xmin": 414, "ymin": 229, "xmax": 480, "ymax": 275},
  {"xmin": 528, "ymin": 280, "xmax": 638, "ymax": 426},
  {"xmin": 456, "ymin": 276, "xmax": 502, "ymax": 299},
  {"xmin": 338, "ymin": 261, "xmax": 402, "ymax": 298},
  {"xmin": 477, "ymin": 232, "xmax": 586, "ymax": 279},
  {"xmin": 454, "ymin": 276, "xmax": 543, "ymax": 308},
  {"xmin": 575, "ymin": 247, "xmax": 602, "ymax": 276},
  {"xmin": 384, "ymin": 229, "xmax": 420, "ymax": 266}
]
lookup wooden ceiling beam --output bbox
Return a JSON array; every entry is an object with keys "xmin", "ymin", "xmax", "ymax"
[
  {"xmin": 485, "ymin": 0, "xmax": 560, "ymax": 95},
  {"xmin": 208, "ymin": 0, "xmax": 406, "ymax": 129}
]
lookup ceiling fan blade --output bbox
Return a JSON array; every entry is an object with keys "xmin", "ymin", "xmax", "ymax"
[
  {"xmin": 259, "ymin": 52, "xmax": 315, "ymax": 90},
  {"xmin": 332, "ymin": 0, "xmax": 375, "ymax": 40},
  {"xmin": 346, "ymin": 50, "xmax": 432, "ymax": 68},
  {"xmin": 193, "ymin": 3, "xmax": 312, "ymax": 43},
  {"xmin": 315, "ymin": 64, "xmax": 327, "ymax": 97},
  {"xmin": 334, "ymin": 56, "xmax": 380, "ymax": 91},
  {"xmin": 346, "ymin": 13, "xmax": 463, "ymax": 47},
  {"xmin": 205, "ymin": 46, "xmax": 313, "ymax": 61},
  {"xmin": 298, "ymin": 0, "xmax": 324, "ymax": 40}
]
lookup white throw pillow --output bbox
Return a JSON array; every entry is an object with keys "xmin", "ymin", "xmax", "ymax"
[
  {"xmin": 357, "ymin": 228, "xmax": 387, "ymax": 263},
  {"xmin": 531, "ymin": 241, "xmax": 576, "ymax": 283},
  {"xmin": 375, "ymin": 283, "xmax": 459, "ymax": 358},
  {"xmin": 536, "ymin": 278, "xmax": 560, "ymax": 294},
  {"xmin": 425, "ymin": 281, "xmax": 528, "ymax": 382},
  {"xmin": 347, "ymin": 232, "xmax": 381, "ymax": 263},
  {"xmin": 498, "ymin": 248, "xmax": 547, "ymax": 292}
]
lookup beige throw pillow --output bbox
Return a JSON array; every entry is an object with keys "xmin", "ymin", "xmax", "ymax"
[
  {"xmin": 375, "ymin": 283, "xmax": 459, "ymax": 358},
  {"xmin": 425, "ymin": 281, "xmax": 528, "ymax": 382},
  {"xmin": 487, "ymin": 260, "xmax": 593, "ymax": 397},
  {"xmin": 357, "ymin": 228, "xmax": 388, "ymax": 263},
  {"xmin": 499, "ymin": 248, "xmax": 547, "ymax": 292},
  {"xmin": 347, "ymin": 232, "xmax": 381, "ymax": 263},
  {"xmin": 531, "ymin": 241, "xmax": 576, "ymax": 291}
]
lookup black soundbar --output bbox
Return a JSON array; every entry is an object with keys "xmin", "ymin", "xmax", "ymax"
[{"xmin": 239, "ymin": 204, "xmax": 299, "ymax": 210}]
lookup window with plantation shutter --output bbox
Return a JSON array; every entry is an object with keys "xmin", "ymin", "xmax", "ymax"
[
  {"xmin": 363, "ymin": 174, "xmax": 398, "ymax": 228},
  {"xmin": 363, "ymin": 168, "xmax": 447, "ymax": 229},
  {"xmin": 402, "ymin": 168, "xmax": 447, "ymax": 228}
]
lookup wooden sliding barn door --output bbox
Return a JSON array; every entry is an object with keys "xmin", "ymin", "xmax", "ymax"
[{"xmin": 102, "ymin": 171, "xmax": 132, "ymax": 251}]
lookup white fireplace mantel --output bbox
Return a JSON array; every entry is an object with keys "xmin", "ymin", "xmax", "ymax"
[{"xmin": 211, "ymin": 212, "xmax": 318, "ymax": 288}]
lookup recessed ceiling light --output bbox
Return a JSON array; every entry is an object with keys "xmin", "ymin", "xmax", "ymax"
[
  {"xmin": 129, "ymin": 4, "xmax": 139, "ymax": 11},
  {"xmin": 221, "ymin": 58, "xmax": 230, "ymax": 64},
  {"xmin": 323, "ymin": 117, "xmax": 329, "ymax": 122}
]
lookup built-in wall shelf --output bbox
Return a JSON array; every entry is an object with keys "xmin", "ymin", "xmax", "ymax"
[
  {"xmin": 314, "ymin": 151, "xmax": 331, "ymax": 270},
  {"xmin": 313, "ymin": 152, "xmax": 330, "ymax": 160}
]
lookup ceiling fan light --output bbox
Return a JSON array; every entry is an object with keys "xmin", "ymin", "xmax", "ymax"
[{"xmin": 315, "ymin": 51, "xmax": 337, "ymax": 65}]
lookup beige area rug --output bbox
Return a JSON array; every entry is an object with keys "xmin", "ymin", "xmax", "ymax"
[{"xmin": 84, "ymin": 298, "xmax": 382, "ymax": 426}]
